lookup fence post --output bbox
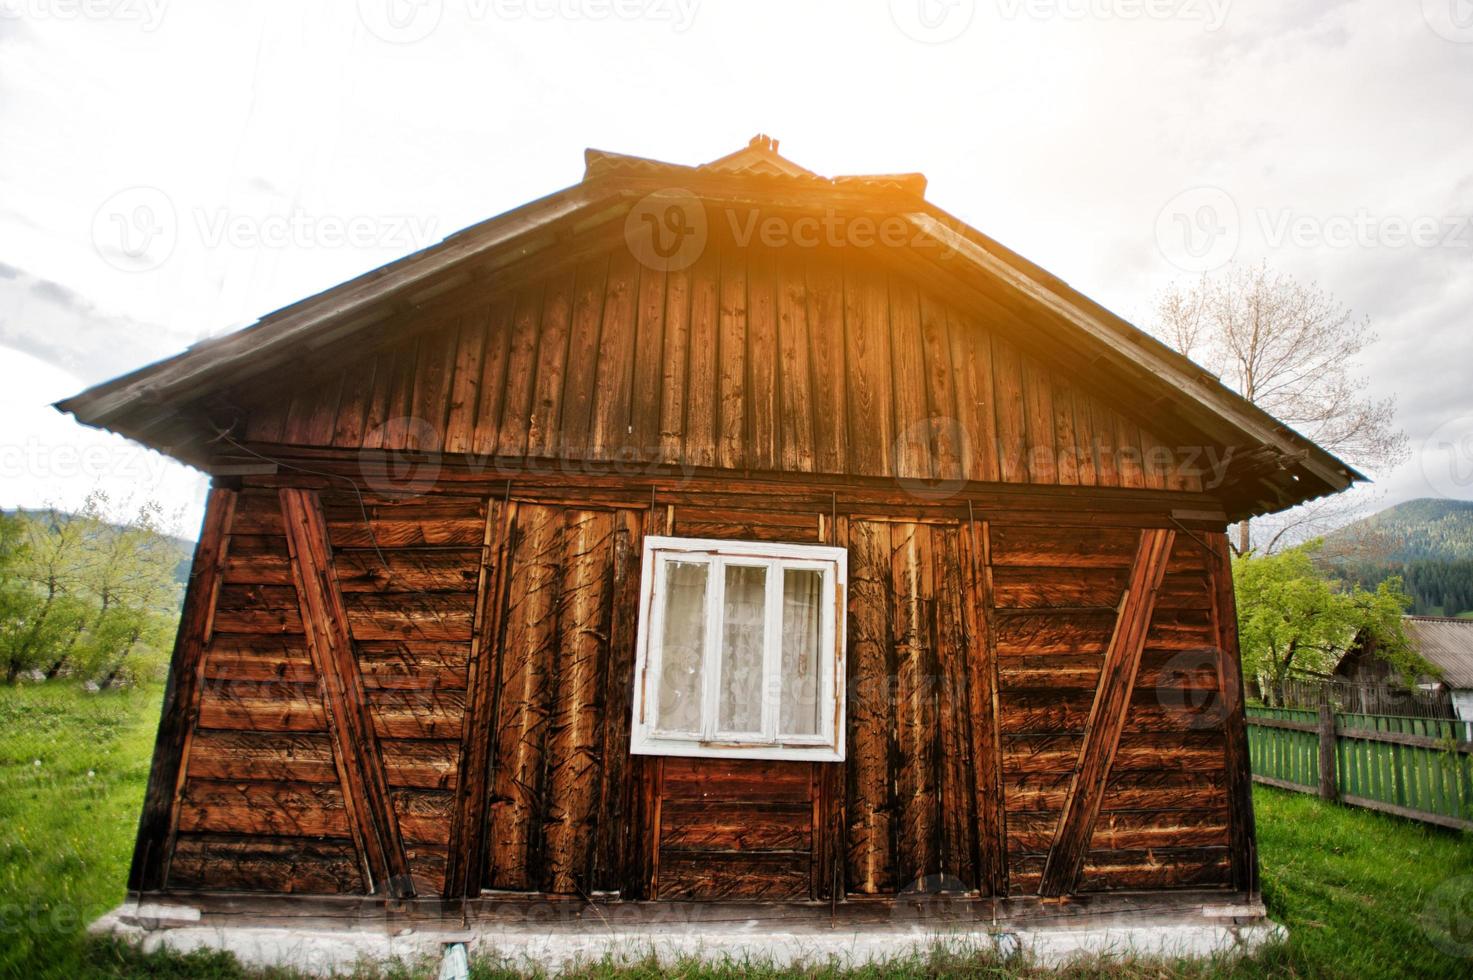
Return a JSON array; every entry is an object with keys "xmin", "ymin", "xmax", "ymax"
[{"xmin": 1317, "ymin": 698, "xmax": 1338, "ymax": 802}]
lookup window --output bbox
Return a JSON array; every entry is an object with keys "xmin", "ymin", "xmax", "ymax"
[{"xmin": 631, "ymin": 536, "xmax": 847, "ymax": 762}]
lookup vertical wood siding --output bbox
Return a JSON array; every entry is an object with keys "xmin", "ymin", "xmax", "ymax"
[{"xmin": 241, "ymin": 242, "xmax": 1209, "ymax": 497}]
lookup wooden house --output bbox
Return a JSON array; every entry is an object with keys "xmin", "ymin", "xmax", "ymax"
[{"xmin": 61, "ymin": 136, "xmax": 1359, "ymax": 924}]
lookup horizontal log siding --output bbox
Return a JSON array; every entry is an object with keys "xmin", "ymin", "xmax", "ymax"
[{"xmin": 150, "ymin": 475, "xmax": 1244, "ymax": 902}]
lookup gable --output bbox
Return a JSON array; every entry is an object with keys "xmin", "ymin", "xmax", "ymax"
[
  {"xmin": 227, "ymin": 230, "xmax": 1210, "ymax": 497},
  {"xmin": 57, "ymin": 138, "xmax": 1359, "ymax": 519}
]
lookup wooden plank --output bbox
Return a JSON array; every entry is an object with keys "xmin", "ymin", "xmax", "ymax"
[
  {"xmin": 1020, "ymin": 355, "xmax": 1056, "ymax": 484},
  {"xmin": 469, "ymin": 298, "xmax": 513, "ymax": 454},
  {"xmin": 843, "ymin": 518, "xmax": 894, "ymax": 894},
  {"xmin": 177, "ymin": 779, "xmax": 350, "ymax": 838},
  {"xmin": 593, "ymin": 509, "xmax": 644, "ymax": 894},
  {"xmin": 340, "ymin": 593, "xmax": 475, "ymax": 643},
  {"xmin": 991, "ymin": 566, "xmax": 1128, "ymax": 610},
  {"xmin": 1207, "ymin": 528, "xmax": 1257, "ymax": 895},
  {"xmin": 589, "ymin": 250, "xmax": 639, "ymax": 461},
  {"xmin": 281, "ymin": 488, "xmax": 412, "ymax": 898},
  {"xmin": 891, "ymin": 522, "xmax": 938, "ymax": 888},
  {"xmin": 630, "ymin": 263, "xmax": 667, "ymax": 460},
  {"xmin": 933, "ymin": 526, "xmax": 977, "ymax": 890},
  {"xmin": 381, "ymin": 739, "xmax": 460, "ymax": 790},
  {"xmin": 746, "ymin": 248, "xmax": 779, "ymax": 471},
  {"xmin": 1007, "ymin": 769, "xmax": 1228, "ymax": 813},
  {"xmin": 409, "ymin": 321, "xmax": 456, "ymax": 451},
  {"xmin": 990, "ymin": 333, "xmax": 1028, "ymax": 483},
  {"xmin": 657, "ymin": 851, "xmax": 810, "ymax": 901},
  {"xmin": 197, "ymin": 680, "xmax": 327, "ymax": 732},
  {"xmin": 682, "ymin": 248, "xmax": 720, "ymax": 469},
  {"xmin": 921, "ymin": 296, "xmax": 961, "ymax": 484},
  {"xmin": 948, "ymin": 311, "xmax": 1000, "ymax": 484},
  {"xmin": 1089, "ymin": 396, "xmax": 1120, "ymax": 488},
  {"xmin": 659, "ymin": 756, "xmax": 813, "ymax": 803},
  {"xmin": 1037, "ymin": 528, "xmax": 1176, "ymax": 897},
  {"xmin": 169, "ymin": 834, "xmax": 363, "ymax": 894},
  {"xmin": 805, "ymin": 255, "xmax": 848, "ymax": 473},
  {"xmin": 1051, "ymin": 373, "xmax": 1080, "ymax": 486},
  {"xmin": 660, "ymin": 802, "xmax": 812, "ymax": 851},
  {"xmin": 366, "ymin": 690, "xmax": 468, "ymax": 739},
  {"xmin": 990, "ymin": 525, "xmax": 1140, "ymax": 568},
  {"xmin": 558, "ymin": 256, "xmax": 610, "ymax": 457},
  {"xmin": 330, "ymin": 550, "xmax": 480, "ymax": 594},
  {"xmin": 888, "ymin": 276, "xmax": 930, "ymax": 482},
  {"xmin": 960, "ymin": 524, "xmax": 1007, "ymax": 896},
  {"xmin": 1072, "ymin": 387, "xmax": 1099, "ymax": 487},
  {"xmin": 657, "ymin": 264, "xmax": 692, "ymax": 465},
  {"xmin": 993, "ymin": 610, "xmax": 1118, "ymax": 657},
  {"xmin": 132, "ymin": 488, "xmax": 237, "ymax": 893},
  {"xmin": 184, "ymin": 730, "xmax": 339, "ymax": 785},
  {"xmin": 486, "ymin": 504, "xmax": 561, "ymax": 890},
  {"xmin": 543, "ymin": 509, "xmax": 616, "ymax": 893},
  {"xmin": 843, "ymin": 261, "xmax": 894, "ymax": 477},
  {"xmin": 716, "ymin": 248, "xmax": 748, "ymax": 470},
  {"xmin": 777, "ymin": 255, "xmax": 815, "ymax": 473},
  {"xmin": 527, "ymin": 270, "xmax": 575, "ymax": 458},
  {"xmin": 495, "ymin": 287, "xmax": 543, "ymax": 459},
  {"xmin": 444, "ymin": 314, "xmax": 487, "ymax": 455}
]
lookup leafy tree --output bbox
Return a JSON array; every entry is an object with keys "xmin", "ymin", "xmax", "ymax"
[
  {"xmin": 0, "ymin": 495, "xmax": 184, "ymax": 686},
  {"xmin": 1234, "ymin": 541, "xmax": 1425, "ymax": 701}
]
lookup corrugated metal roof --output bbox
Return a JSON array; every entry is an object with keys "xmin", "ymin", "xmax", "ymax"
[{"xmin": 1406, "ymin": 617, "xmax": 1473, "ymax": 689}]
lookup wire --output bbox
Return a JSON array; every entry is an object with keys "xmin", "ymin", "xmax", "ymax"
[{"xmin": 209, "ymin": 426, "xmax": 391, "ymax": 574}]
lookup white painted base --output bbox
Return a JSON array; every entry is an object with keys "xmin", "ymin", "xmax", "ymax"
[{"xmin": 91, "ymin": 900, "xmax": 1285, "ymax": 975}]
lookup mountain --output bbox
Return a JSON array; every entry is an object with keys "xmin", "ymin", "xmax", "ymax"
[
  {"xmin": 1324, "ymin": 498, "xmax": 1473, "ymax": 563},
  {"xmin": 1325, "ymin": 499, "xmax": 1473, "ymax": 619}
]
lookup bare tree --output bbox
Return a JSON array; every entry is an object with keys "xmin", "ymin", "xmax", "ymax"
[{"xmin": 1154, "ymin": 262, "xmax": 1407, "ymax": 555}]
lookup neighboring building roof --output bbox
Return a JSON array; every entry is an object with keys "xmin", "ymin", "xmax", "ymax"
[
  {"xmin": 1405, "ymin": 616, "xmax": 1473, "ymax": 689},
  {"xmin": 55, "ymin": 135, "xmax": 1361, "ymax": 518}
]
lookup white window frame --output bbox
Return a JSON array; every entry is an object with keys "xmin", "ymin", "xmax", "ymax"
[{"xmin": 630, "ymin": 536, "xmax": 847, "ymax": 762}]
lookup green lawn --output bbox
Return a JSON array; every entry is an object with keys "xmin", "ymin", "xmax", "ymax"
[{"xmin": 2, "ymin": 683, "xmax": 1472, "ymax": 978}]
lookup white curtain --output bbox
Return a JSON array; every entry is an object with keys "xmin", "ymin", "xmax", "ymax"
[{"xmin": 780, "ymin": 568, "xmax": 822, "ymax": 736}]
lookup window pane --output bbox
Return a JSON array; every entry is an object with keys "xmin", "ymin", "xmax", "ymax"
[
  {"xmin": 718, "ymin": 564, "xmax": 767, "ymax": 733},
  {"xmin": 780, "ymin": 568, "xmax": 823, "ymax": 736},
  {"xmin": 655, "ymin": 561, "xmax": 708, "ymax": 733}
]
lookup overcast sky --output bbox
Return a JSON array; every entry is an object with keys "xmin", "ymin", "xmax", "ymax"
[{"xmin": 2, "ymin": 0, "xmax": 1470, "ymax": 537}]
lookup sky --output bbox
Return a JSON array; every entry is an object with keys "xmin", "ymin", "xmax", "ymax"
[{"xmin": 1, "ymin": 0, "xmax": 1470, "ymax": 539}]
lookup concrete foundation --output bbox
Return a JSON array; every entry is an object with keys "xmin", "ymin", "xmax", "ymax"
[{"xmin": 92, "ymin": 896, "xmax": 1284, "ymax": 975}]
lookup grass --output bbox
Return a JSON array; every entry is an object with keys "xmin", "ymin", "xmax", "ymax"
[{"xmin": 2, "ymin": 682, "xmax": 1471, "ymax": 978}]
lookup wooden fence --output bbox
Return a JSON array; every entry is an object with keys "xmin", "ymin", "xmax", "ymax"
[{"xmin": 1247, "ymin": 706, "xmax": 1473, "ymax": 831}]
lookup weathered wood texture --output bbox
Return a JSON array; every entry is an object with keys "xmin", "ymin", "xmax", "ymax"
[
  {"xmin": 165, "ymin": 489, "xmax": 487, "ymax": 896},
  {"xmin": 130, "ymin": 486, "xmax": 237, "ymax": 893},
  {"xmin": 484, "ymin": 504, "xmax": 644, "ymax": 895},
  {"xmin": 843, "ymin": 518, "xmax": 979, "ymax": 896},
  {"xmin": 990, "ymin": 524, "xmax": 1234, "ymax": 895},
  {"xmin": 143, "ymin": 483, "xmax": 1245, "ymax": 902},
  {"xmin": 238, "ymin": 241, "xmax": 1207, "ymax": 496}
]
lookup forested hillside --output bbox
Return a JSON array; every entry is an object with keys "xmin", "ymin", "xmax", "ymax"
[{"xmin": 1325, "ymin": 498, "xmax": 1473, "ymax": 618}]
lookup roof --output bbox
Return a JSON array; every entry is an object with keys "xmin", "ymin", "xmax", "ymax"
[
  {"xmin": 1405, "ymin": 617, "xmax": 1473, "ymax": 689},
  {"xmin": 54, "ymin": 135, "xmax": 1362, "ymax": 518}
]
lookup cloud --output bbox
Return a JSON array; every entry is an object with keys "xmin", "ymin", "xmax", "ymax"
[
  {"xmin": 0, "ymin": 345, "xmax": 206, "ymax": 534},
  {"xmin": 0, "ymin": 265, "xmax": 172, "ymax": 385}
]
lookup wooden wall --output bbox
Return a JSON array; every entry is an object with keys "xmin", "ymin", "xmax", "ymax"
[
  {"xmin": 236, "ymin": 239, "xmax": 1207, "ymax": 495},
  {"xmin": 132, "ymin": 476, "xmax": 1254, "ymax": 904}
]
